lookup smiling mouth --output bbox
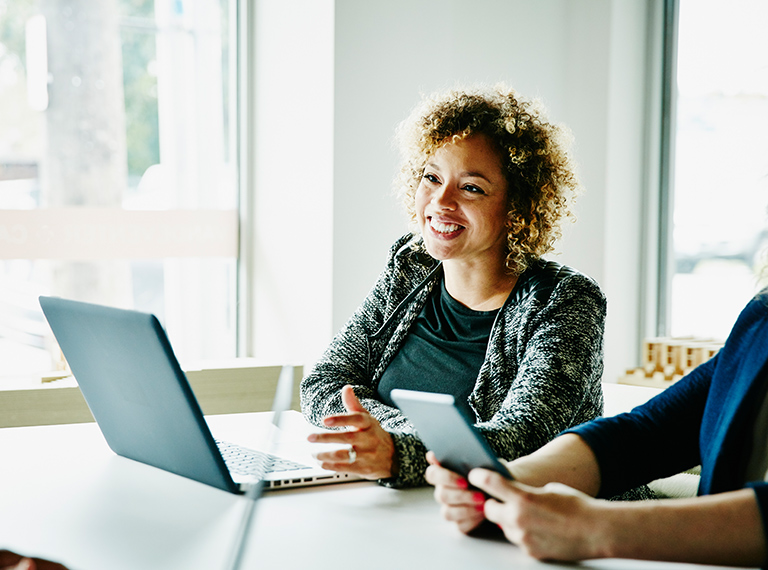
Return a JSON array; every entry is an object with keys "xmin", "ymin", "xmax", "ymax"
[{"xmin": 429, "ymin": 218, "xmax": 464, "ymax": 234}]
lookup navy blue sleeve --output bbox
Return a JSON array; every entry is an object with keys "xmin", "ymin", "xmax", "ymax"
[{"xmin": 565, "ymin": 357, "xmax": 715, "ymax": 499}]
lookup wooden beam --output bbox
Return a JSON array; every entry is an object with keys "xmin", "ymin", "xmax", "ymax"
[{"xmin": 0, "ymin": 365, "xmax": 302, "ymax": 428}]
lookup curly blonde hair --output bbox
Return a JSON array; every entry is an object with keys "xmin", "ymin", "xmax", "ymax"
[{"xmin": 395, "ymin": 84, "xmax": 580, "ymax": 275}]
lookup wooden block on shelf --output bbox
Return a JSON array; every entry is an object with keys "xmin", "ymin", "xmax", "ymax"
[
  {"xmin": 641, "ymin": 338, "xmax": 666, "ymax": 376},
  {"xmin": 619, "ymin": 368, "xmax": 681, "ymax": 390}
]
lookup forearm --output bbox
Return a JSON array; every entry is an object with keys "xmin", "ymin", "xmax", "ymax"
[
  {"xmin": 568, "ymin": 365, "xmax": 712, "ymax": 498},
  {"xmin": 507, "ymin": 433, "xmax": 601, "ymax": 496},
  {"xmin": 595, "ymin": 488, "xmax": 766, "ymax": 567}
]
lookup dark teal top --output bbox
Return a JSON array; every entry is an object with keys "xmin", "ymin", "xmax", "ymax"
[{"xmin": 377, "ymin": 278, "xmax": 497, "ymax": 421}]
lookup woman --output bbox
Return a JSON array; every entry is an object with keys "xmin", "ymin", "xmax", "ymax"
[
  {"xmin": 301, "ymin": 84, "xmax": 607, "ymax": 489},
  {"xmin": 427, "ymin": 289, "xmax": 768, "ymax": 567}
]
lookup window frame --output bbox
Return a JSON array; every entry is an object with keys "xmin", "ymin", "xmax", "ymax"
[{"xmin": 655, "ymin": 0, "xmax": 681, "ymax": 338}]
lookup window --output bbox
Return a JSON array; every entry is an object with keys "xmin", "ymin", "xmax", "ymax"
[
  {"xmin": 0, "ymin": 0, "xmax": 238, "ymax": 381},
  {"xmin": 667, "ymin": 0, "xmax": 768, "ymax": 340}
]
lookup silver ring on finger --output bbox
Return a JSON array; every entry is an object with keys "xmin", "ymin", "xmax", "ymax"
[{"xmin": 347, "ymin": 445, "xmax": 357, "ymax": 464}]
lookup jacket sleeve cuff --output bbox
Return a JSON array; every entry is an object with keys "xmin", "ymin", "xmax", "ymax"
[{"xmin": 377, "ymin": 431, "xmax": 428, "ymax": 489}]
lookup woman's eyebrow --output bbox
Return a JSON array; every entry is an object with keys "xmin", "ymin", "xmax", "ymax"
[
  {"xmin": 424, "ymin": 163, "xmax": 493, "ymax": 182},
  {"xmin": 460, "ymin": 170, "xmax": 493, "ymax": 182}
]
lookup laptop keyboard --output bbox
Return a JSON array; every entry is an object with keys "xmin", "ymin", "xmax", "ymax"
[{"xmin": 215, "ymin": 440, "xmax": 311, "ymax": 476}]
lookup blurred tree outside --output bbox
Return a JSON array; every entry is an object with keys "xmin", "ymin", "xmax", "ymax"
[
  {"xmin": 120, "ymin": 0, "xmax": 161, "ymax": 185},
  {"xmin": 39, "ymin": 0, "xmax": 130, "ymax": 306}
]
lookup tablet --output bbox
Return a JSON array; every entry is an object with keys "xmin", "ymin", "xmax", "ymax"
[{"xmin": 390, "ymin": 389, "xmax": 512, "ymax": 479}]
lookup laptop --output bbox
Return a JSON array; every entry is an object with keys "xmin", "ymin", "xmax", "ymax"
[{"xmin": 39, "ymin": 296, "xmax": 359, "ymax": 494}]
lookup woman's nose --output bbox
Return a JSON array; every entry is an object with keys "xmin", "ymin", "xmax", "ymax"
[{"xmin": 432, "ymin": 184, "xmax": 457, "ymax": 210}]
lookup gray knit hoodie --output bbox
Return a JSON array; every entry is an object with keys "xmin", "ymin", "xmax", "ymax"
[{"xmin": 301, "ymin": 233, "xmax": 607, "ymax": 488}]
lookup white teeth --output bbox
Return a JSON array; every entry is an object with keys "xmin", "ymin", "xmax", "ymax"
[{"xmin": 430, "ymin": 219, "xmax": 461, "ymax": 233}]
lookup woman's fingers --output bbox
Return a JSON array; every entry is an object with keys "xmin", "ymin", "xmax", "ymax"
[
  {"xmin": 308, "ymin": 401, "xmax": 395, "ymax": 479},
  {"xmin": 313, "ymin": 446, "xmax": 354, "ymax": 463},
  {"xmin": 307, "ymin": 426, "xmax": 359, "ymax": 444},
  {"xmin": 441, "ymin": 505, "xmax": 487, "ymax": 534},
  {"xmin": 425, "ymin": 452, "xmax": 488, "ymax": 534},
  {"xmin": 321, "ymin": 412, "xmax": 371, "ymax": 430},
  {"xmin": 317, "ymin": 386, "xmax": 373, "ymax": 430},
  {"xmin": 425, "ymin": 450, "xmax": 440, "ymax": 466},
  {"xmin": 340, "ymin": 384, "xmax": 367, "ymax": 413},
  {"xmin": 425, "ymin": 456, "xmax": 474, "ymax": 504},
  {"xmin": 431, "ymin": 466, "xmax": 602, "ymax": 560},
  {"xmin": 314, "ymin": 448, "xmax": 361, "ymax": 473},
  {"xmin": 470, "ymin": 475, "xmax": 602, "ymax": 562},
  {"xmin": 425, "ymin": 455, "xmax": 468, "ymax": 490},
  {"xmin": 434, "ymin": 491, "xmax": 487, "ymax": 535},
  {"xmin": 468, "ymin": 468, "xmax": 523, "ymax": 501}
]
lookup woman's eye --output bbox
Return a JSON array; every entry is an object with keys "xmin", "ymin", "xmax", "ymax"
[
  {"xmin": 423, "ymin": 173, "xmax": 439, "ymax": 184},
  {"xmin": 463, "ymin": 184, "xmax": 485, "ymax": 194}
]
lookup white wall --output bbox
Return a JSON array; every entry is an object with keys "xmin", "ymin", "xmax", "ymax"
[
  {"xmin": 248, "ymin": 0, "xmax": 335, "ymax": 366},
  {"xmin": 249, "ymin": 0, "xmax": 661, "ymax": 383}
]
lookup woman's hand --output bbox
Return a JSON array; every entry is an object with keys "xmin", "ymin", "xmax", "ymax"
[
  {"xmin": 425, "ymin": 451, "xmax": 487, "ymax": 534},
  {"xmin": 427, "ymin": 454, "xmax": 605, "ymax": 561},
  {"xmin": 473, "ymin": 468, "xmax": 768, "ymax": 566},
  {"xmin": 468, "ymin": 468, "xmax": 604, "ymax": 562},
  {"xmin": 307, "ymin": 385, "xmax": 396, "ymax": 480}
]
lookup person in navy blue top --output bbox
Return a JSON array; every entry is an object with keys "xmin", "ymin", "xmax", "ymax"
[{"xmin": 427, "ymin": 289, "xmax": 768, "ymax": 567}]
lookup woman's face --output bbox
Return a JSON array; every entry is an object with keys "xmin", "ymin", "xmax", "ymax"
[{"xmin": 415, "ymin": 134, "xmax": 509, "ymax": 272}]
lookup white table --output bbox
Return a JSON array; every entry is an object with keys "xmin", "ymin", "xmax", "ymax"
[{"xmin": 0, "ymin": 410, "xmax": 746, "ymax": 570}]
